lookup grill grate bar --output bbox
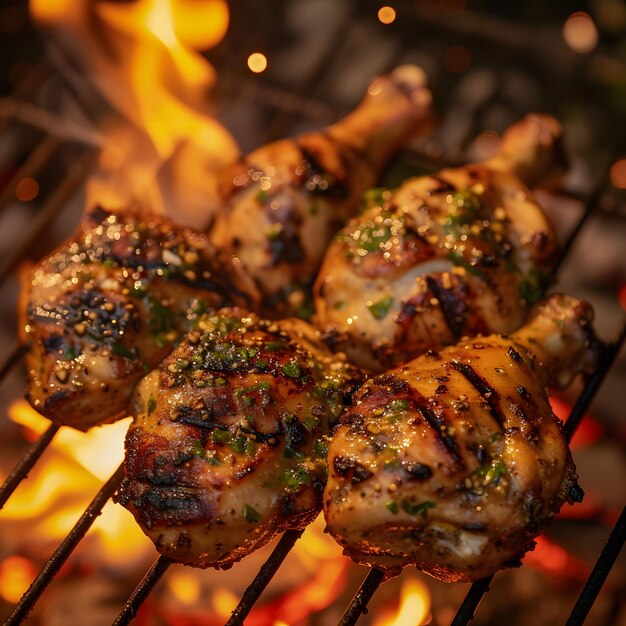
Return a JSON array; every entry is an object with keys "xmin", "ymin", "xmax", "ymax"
[
  {"xmin": 450, "ymin": 577, "xmax": 493, "ymax": 626},
  {"xmin": 563, "ymin": 321, "xmax": 626, "ymax": 441},
  {"xmin": 225, "ymin": 528, "xmax": 304, "ymax": 626},
  {"xmin": 5, "ymin": 463, "xmax": 125, "ymax": 624},
  {"xmin": 553, "ymin": 179, "xmax": 611, "ymax": 275},
  {"xmin": 0, "ymin": 423, "xmax": 59, "ymax": 510},
  {"xmin": 565, "ymin": 505, "xmax": 626, "ymax": 626},
  {"xmin": 112, "ymin": 556, "xmax": 173, "ymax": 626},
  {"xmin": 338, "ymin": 568, "xmax": 385, "ymax": 626}
]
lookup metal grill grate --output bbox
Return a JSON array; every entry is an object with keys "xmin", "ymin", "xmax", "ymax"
[{"xmin": 1, "ymin": 2, "xmax": 625, "ymax": 625}]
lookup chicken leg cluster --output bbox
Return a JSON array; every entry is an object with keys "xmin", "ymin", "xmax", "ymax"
[{"xmin": 18, "ymin": 66, "xmax": 600, "ymax": 583}]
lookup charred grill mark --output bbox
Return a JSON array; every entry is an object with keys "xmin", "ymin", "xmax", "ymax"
[
  {"xmin": 452, "ymin": 361, "xmax": 505, "ymax": 429},
  {"xmin": 174, "ymin": 405, "xmax": 216, "ymax": 428},
  {"xmin": 413, "ymin": 400, "xmax": 463, "ymax": 465},
  {"xmin": 267, "ymin": 221, "xmax": 305, "ymax": 266},
  {"xmin": 297, "ymin": 143, "xmax": 350, "ymax": 199},
  {"xmin": 425, "ymin": 275, "xmax": 466, "ymax": 338},
  {"xmin": 370, "ymin": 376, "xmax": 462, "ymax": 464},
  {"xmin": 428, "ymin": 175, "xmax": 456, "ymax": 195}
]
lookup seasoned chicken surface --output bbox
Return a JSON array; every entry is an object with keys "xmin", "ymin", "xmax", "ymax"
[
  {"xmin": 314, "ymin": 114, "xmax": 564, "ymax": 370},
  {"xmin": 20, "ymin": 207, "xmax": 243, "ymax": 430},
  {"xmin": 324, "ymin": 294, "xmax": 599, "ymax": 582},
  {"xmin": 210, "ymin": 65, "xmax": 433, "ymax": 318},
  {"xmin": 119, "ymin": 309, "xmax": 361, "ymax": 568}
]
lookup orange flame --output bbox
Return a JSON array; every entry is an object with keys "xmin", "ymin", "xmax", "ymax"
[
  {"xmin": 373, "ymin": 575, "xmax": 431, "ymax": 626},
  {"xmin": 1, "ymin": 401, "xmax": 153, "ymax": 569},
  {"xmin": 29, "ymin": 0, "xmax": 239, "ymax": 230}
]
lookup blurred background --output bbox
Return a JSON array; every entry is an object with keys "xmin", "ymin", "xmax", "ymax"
[{"xmin": 0, "ymin": 1, "xmax": 625, "ymax": 624}]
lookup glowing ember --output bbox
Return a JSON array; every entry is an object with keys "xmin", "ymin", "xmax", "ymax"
[
  {"xmin": 563, "ymin": 12, "xmax": 599, "ymax": 54},
  {"xmin": 15, "ymin": 177, "xmax": 40, "ymax": 202},
  {"xmin": 168, "ymin": 569, "xmax": 202, "ymax": 606},
  {"xmin": 610, "ymin": 158, "xmax": 626, "ymax": 189},
  {"xmin": 373, "ymin": 575, "xmax": 431, "ymax": 626},
  {"xmin": 213, "ymin": 586, "xmax": 238, "ymax": 618},
  {"xmin": 549, "ymin": 395, "xmax": 604, "ymax": 449},
  {"xmin": 619, "ymin": 284, "xmax": 626, "ymax": 312},
  {"xmin": 378, "ymin": 6, "xmax": 397, "ymax": 25},
  {"xmin": 523, "ymin": 536, "xmax": 590, "ymax": 581},
  {"xmin": 30, "ymin": 0, "xmax": 239, "ymax": 230},
  {"xmin": 0, "ymin": 556, "xmax": 37, "ymax": 605}
]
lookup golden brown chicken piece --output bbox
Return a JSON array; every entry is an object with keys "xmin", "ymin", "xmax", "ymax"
[
  {"xmin": 19, "ymin": 207, "xmax": 244, "ymax": 431},
  {"xmin": 209, "ymin": 65, "xmax": 433, "ymax": 318},
  {"xmin": 324, "ymin": 294, "xmax": 599, "ymax": 582},
  {"xmin": 118, "ymin": 308, "xmax": 361, "ymax": 568},
  {"xmin": 314, "ymin": 114, "xmax": 564, "ymax": 370}
]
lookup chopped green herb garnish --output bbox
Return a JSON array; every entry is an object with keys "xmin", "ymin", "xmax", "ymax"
[
  {"xmin": 401, "ymin": 500, "xmax": 436, "ymax": 516},
  {"xmin": 147, "ymin": 296, "xmax": 174, "ymax": 335},
  {"xmin": 282, "ymin": 467, "xmax": 310, "ymax": 492},
  {"xmin": 243, "ymin": 504, "xmax": 260, "ymax": 523},
  {"xmin": 264, "ymin": 341, "xmax": 285, "ymax": 352},
  {"xmin": 386, "ymin": 500, "xmax": 399, "ymax": 514},
  {"xmin": 110, "ymin": 342, "xmax": 137, "ymax": 360},
  {"xmin": 147, "ymin": 396, "xmax": 157, "ymax": 415},
  {"xmin": 360, "ymin": 187, "xmax": 388, "ymax": 213},
  {"xmin": 447, "ymin": 251, "xmax": 484, "ymax": 277},
  {"xmin": 471, "ymin": 459, "xmax": 507, "ymax": 488},
  {"xmin": 282, "ymin": 360, "xmax": 302, "ymax": 379},
  {"xmin": 211, "ymin": 429, "xmax": 231, "ymax": 444},
  {"xmin": 367, "ymin": 295, "xmax": 393, "ymax": 320}
]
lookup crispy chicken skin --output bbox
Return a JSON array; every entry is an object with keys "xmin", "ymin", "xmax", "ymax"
[
  {"xmin": 19, "ymin": 207, "xmax": 243, "ymax": 431},
  {"xmin": 314, "ymin": 114, "xmax": 564, "ymax": 370},
  {"xmin": 118, "ymin": 309, "xmax": 361, "ymax": 568},
  {"xmin": 209, "ymin": 65, "xmax": 433, "ymax": 317},
  {"xmin": 324, "ymin": 294, "xmax": 599, "ymax": 582}
]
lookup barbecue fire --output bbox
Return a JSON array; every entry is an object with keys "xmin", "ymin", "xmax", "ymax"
[
  {"xmin": 373, "ymin": 576, "xmax": 431, "ymax": 626},
  {"xmin": 29, "ymin": 0, "xmax": 239, "ymax": 229}
]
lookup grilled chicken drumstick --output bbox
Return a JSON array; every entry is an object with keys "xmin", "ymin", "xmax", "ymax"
[
  {"xmin": 324, "ymin": 294, "xmax": 599, "ymax": 582},
  {"xmin": 119, "ymin": 309, "xmax": 360, "ymax": 568},
  {"xmin": 20, "ymin": 207, "xmax": 246, "ymax": 430},
  {"xmin": 210, "ymin": 65, "xmax": 433, "ymax": 317},
  {"xmin": 314, "ymin": 114, "xmax": 564, "ymax": 370}
]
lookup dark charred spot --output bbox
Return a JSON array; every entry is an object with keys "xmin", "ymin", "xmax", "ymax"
[
  {"xmin": 283, "ymin": 417, "xmax": 309, "ymax": 454},
  {"xmin": 298, "ymin": 144, "xmax": 349, "ymax": 199},
  {"xmin": 403, "ymin": 462, "xmax": 432, "ymax": 481},
  {"xmin": 462, "ymin": 522, "xmax": 486, "ymax": 531},
  {"xmin": 333, "ymin": 456, "xmax": 373, "ymax": 484},
  {"xmin": 516, "ymin": 386, "xmax": 531, "ymax": 401},
  {"xmin": 508, "ymin": 347, "xmax": 523, "ymax": 363},
  {"xmin": 569, "ymin": 483, "xmax": 585, "ymax": 504},
  {"xmin": 42, "ymin": 334, "xmax": 66, "ymax": 353}
]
